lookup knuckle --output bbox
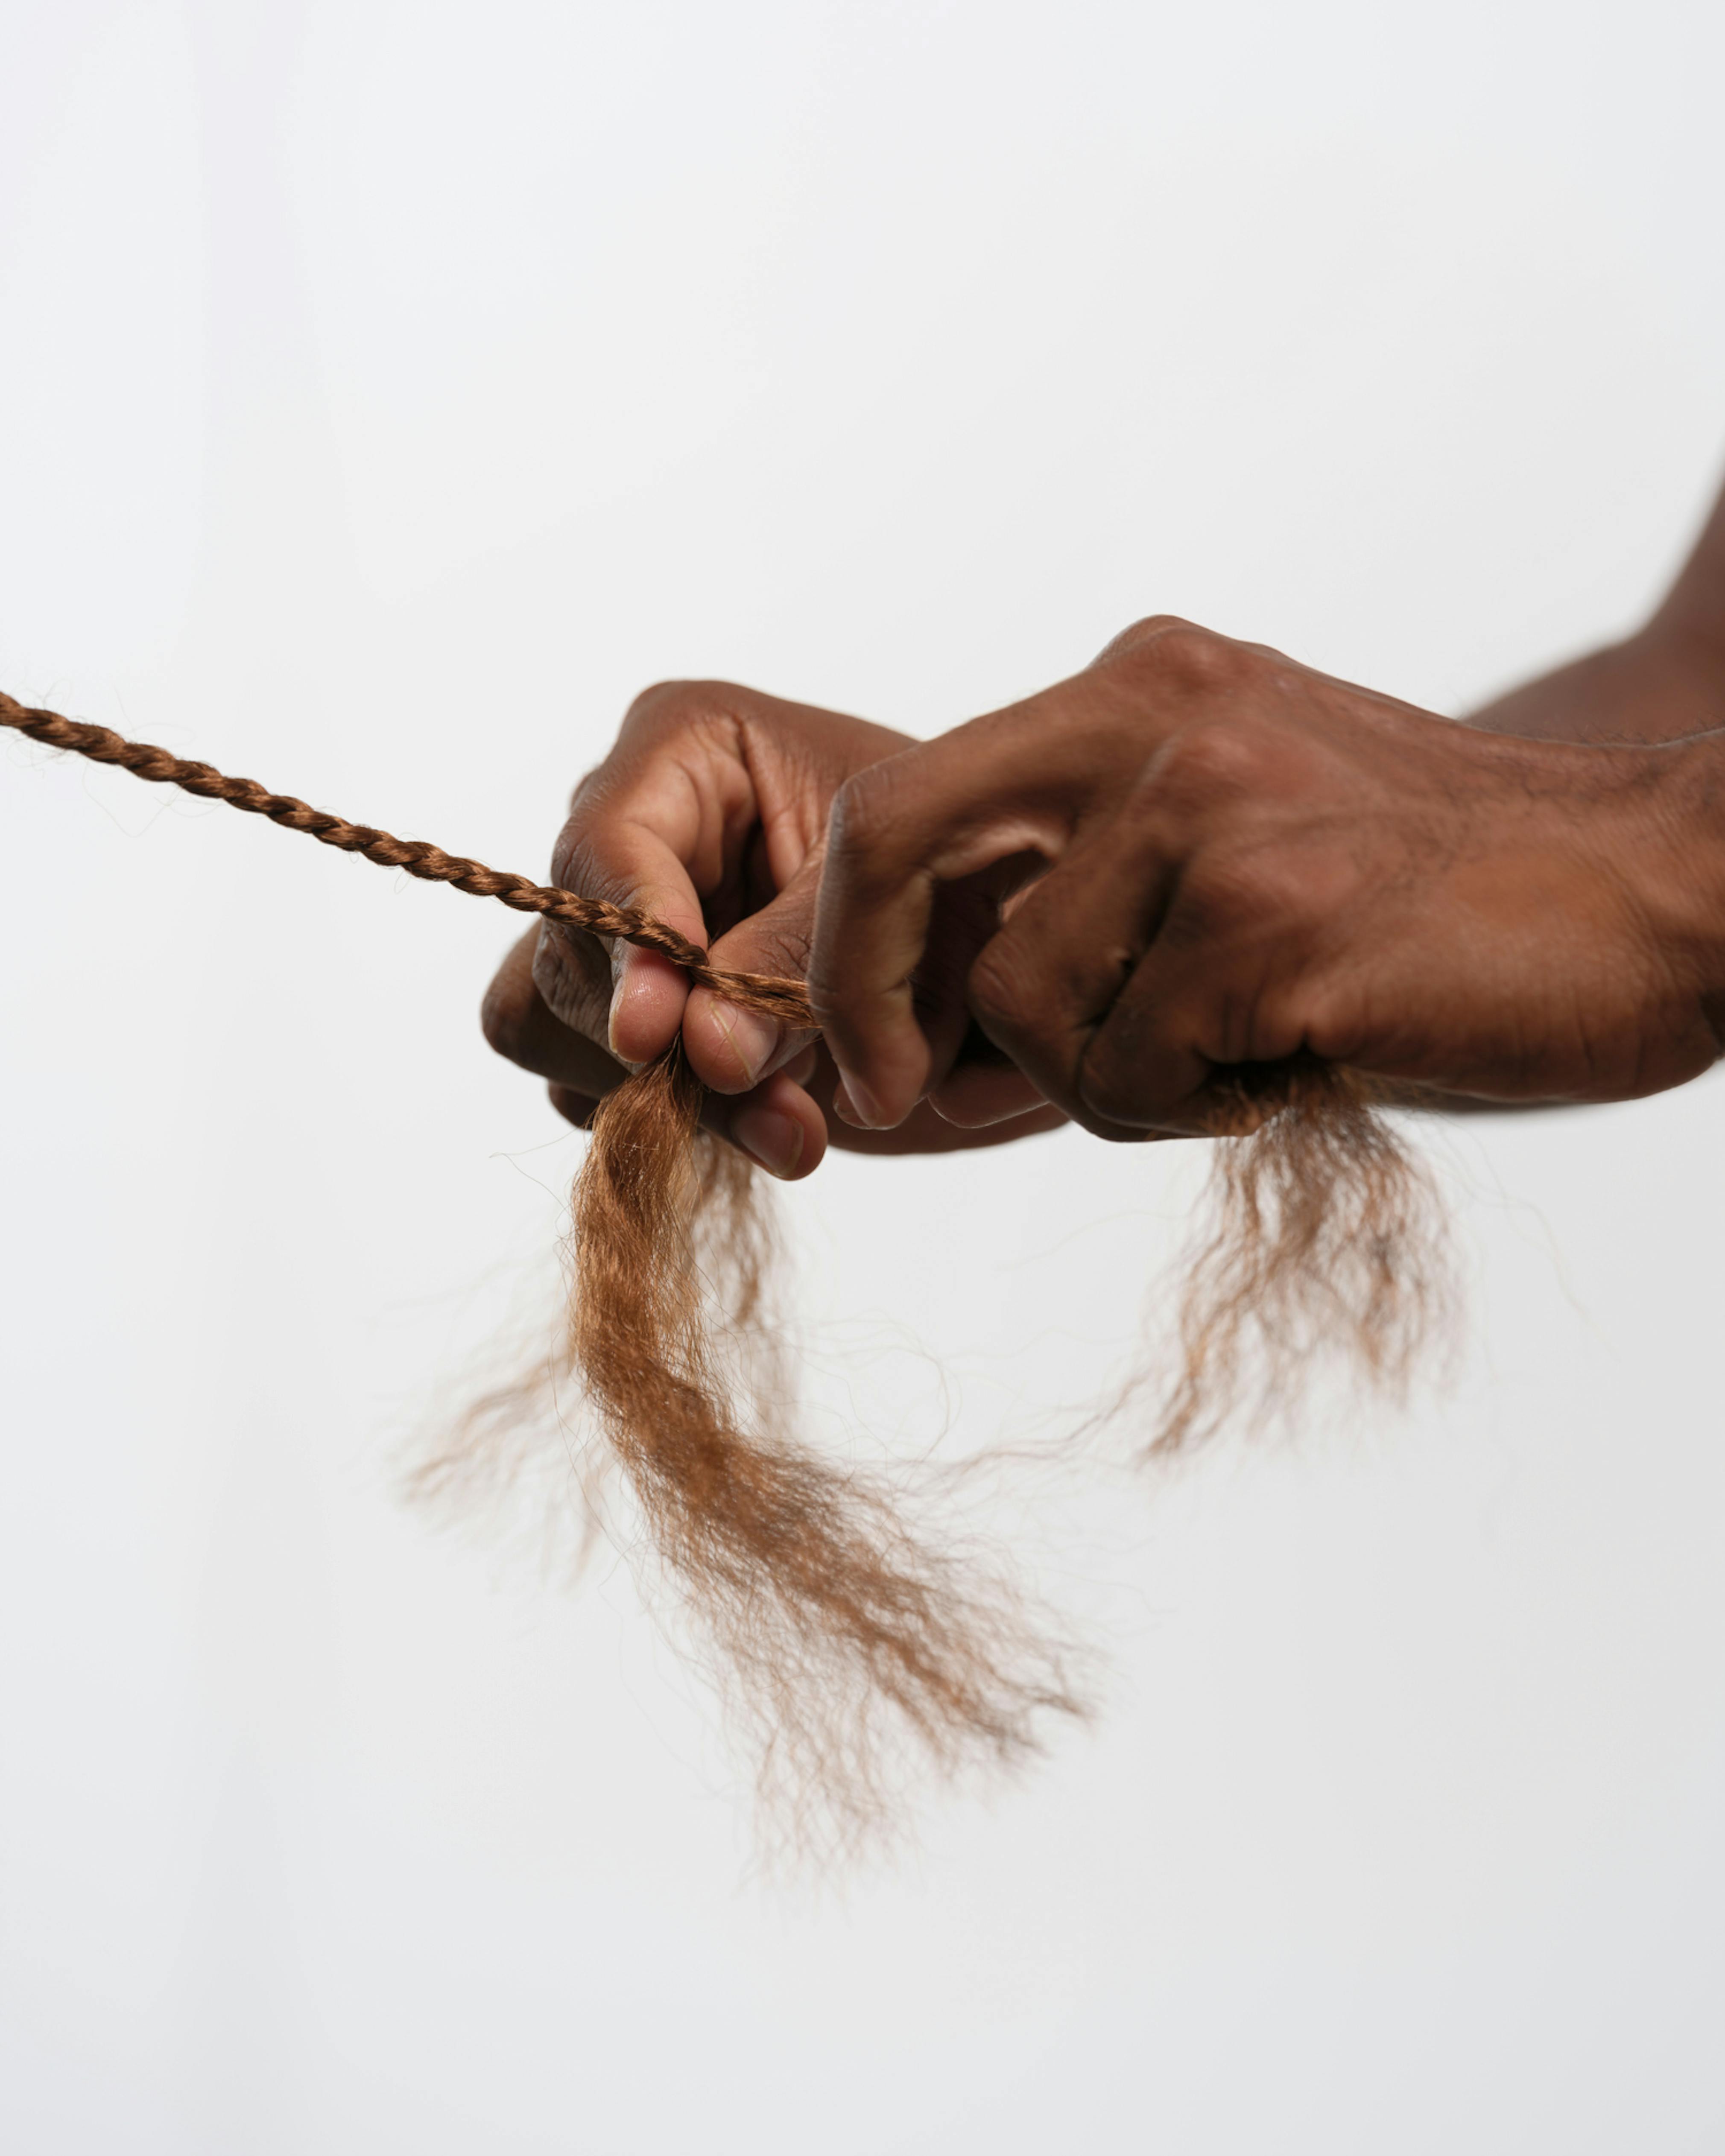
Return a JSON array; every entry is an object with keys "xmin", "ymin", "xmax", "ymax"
[
  {"xmin": 558, "ymin": 755, "xmax": 611, "ymax": 828},
  {"xmin": 1096, "ymin": 612, "xmax": 1191, "ymax": 662},
  {"xmin": 558, "ymin": 678, "xmax": 749, "ymax": 859},
  {"xmin": 1073, "ymin": 1065, "xmax": 1140, "ymax": 1132},
  {"xmin": 1154, "ymin": 622, "xmax": 1243, "ymax": 691},
  {"xmin": 825, "ymin": 762, "xmax": 906, "ymax": 869},
  {"xmin": 1076, "ymin": 1030, "xmax": 1205, "ymax": 1136},
  {"xmin": 548, "ymin": 815, "xmax": 593, "ymax": 893},
  {"xmin": 749, "ymin": 914, "xmax": 814, "ymax": 984},
  {"xmin": 1074, "ymin": 1028, "xmax": 1161, "ymax": 1131},
  {"xmin": 1105, "ymin": 617, "xmax": 1249, "ymax": 696},
  {"xmin": 966, "ymin": 935, "xmax": 1043, "ymax": 1042},
  {"xmin": 1172, "ymin": 847, "xmax": 1294, "ymax": 946},
  {"xmin": 618, "ymin": 678, "xmax": 721, "ymax": 732},
  {"xmin": 1148, "ymin": 719, "xmax": 1273, "ymax": 810},
  {"xmin": 531, "ymin": 920, "xmax": 607, "ymax": 1031},
  {"xmin": 616, "ymin": 678, "xmax": 751, "ymax": 754},
  {"xmin": 548, "ymin": 816, "xmax": 623, "ymax": 903}
]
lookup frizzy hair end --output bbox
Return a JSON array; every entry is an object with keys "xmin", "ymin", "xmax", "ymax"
[{"xmin": 1, "ymin": 689, "xmax": 1454, "ymax": 1849}]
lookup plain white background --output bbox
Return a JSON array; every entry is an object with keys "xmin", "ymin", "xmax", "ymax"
[{"xmin": 3, "ymin": 2, "xmax": 1724, "ymax": 2148}]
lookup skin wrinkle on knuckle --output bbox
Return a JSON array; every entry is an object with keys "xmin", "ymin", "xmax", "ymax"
[
  {"xmin": 759, "ymin": 922, "xmax": 815, "ymax": 984},
  {"xmin": 728, "ymin": 890, "xmax": 818, "ymax": 985},
  {"xmin": 553, "ymin": 688, "xmax": 757, "ymax": 900},
  {"xmin": 560, "ymin": 758, "xmax": 607, "ymax": 823},
  {"xmin": 551, "ymin": 810, "xmax": 654, "ymax": 907},
  {"xmin": 621, "ymin": 678, "xmax": 696, "ymax": 728},
  {"xmin": 1146, "ymin": 720, "xmax": 1283, "ymax": 825},
  {"xmin": 532, "ymin": 921, "xmax": 608, "ymax": 1034},
  {"xmin": 966, "ymin": 937, "xmax": 1044, "ymax": 1044},
  {"xmin": 1073, "ymin": 983, "xmax": 1146, "ymax": 1116},
  {"xmin": 1076, "ymin": 1020, "xmax": 1210, "ymax": 1134},
  {"xmin": 1171, "ymin": 824, "xmax": 1342, "ymax": 964},
  {"xmin": 825, "ymin": 764, "xmax": 911, "ymax": 882},
  {"xmin": 548, "ymin": 816, "xmax": 585, "ymax": 892},
  {"xmin": 552, "ymin": 767, "xmax": 654, "ymax": 892},
  {"xmin": 731, "ymin": 708, "xmax": 852, "ymax": 855},
  {"xmin": 1112, "ymin": 611, "xmax": 1187, "ymax": 648},
  {"xmin": 1107, "ymin": 618, "xmax": 1249, "ymax": 703},
  {"xmin": 550, "ymin": 812, "xmax": 634, "ymax": 900},
  {"xmin": 1156, "ymin": 874, "xmax": 1237, "ymax": 955},
  {"xmin": 832, "ymin": 727, "xmax": 1070, "ymax": 913},
  {"xmin": 1153, "ymin": 623, "xmax": 1240, "ymax": 692},
  {"xmin": 968, "ymin": 940, "xmax": 1097, "ymax": 1122},
  {"xmin": 620, "ymin": 678, "xmax": 735, "ymax": 742},
  {"xmin": 1074, "ymin": 1044, "xmax": 1167, "ymax": 1135},
  {"xmin": 1093, "ymin": 612, "xmax": 1205, "ymax": 674}
]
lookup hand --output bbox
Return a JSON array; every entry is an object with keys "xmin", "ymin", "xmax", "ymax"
[
  {"xmin": 479, "ymin": 679, "xmax": 1067, "ymax": 1173},
  {"xmin": 807, "ymin": 616, "xmax": 1725, "ymax": 1137}
]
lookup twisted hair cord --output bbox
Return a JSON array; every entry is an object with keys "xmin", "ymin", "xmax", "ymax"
[{"xmin": 0, "ymin": 691, "xmax": 813, "ymax": 1026}]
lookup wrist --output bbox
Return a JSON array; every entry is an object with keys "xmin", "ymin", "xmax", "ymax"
[{"xmin": 1614, "ymin": 731, "xmax": 1725, "ymax": 1052}]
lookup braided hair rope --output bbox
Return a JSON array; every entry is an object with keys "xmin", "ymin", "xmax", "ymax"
[{"xmin": 0, "ymin": 691, "xmax": 815, "ymax": 1025}]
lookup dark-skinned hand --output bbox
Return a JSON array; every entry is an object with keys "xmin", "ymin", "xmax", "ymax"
[
  {"xmin": 479, "ymin": 679, "xmax": 1067, "ymax": 1177},
  {"xmin": 807, "ymin": 615, "xmax": 1725, "ymax": 1139}
]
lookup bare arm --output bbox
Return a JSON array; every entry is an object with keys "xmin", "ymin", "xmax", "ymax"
[{"xmin": 1467, "ymin": 471, "xmax": 1725, "ymax": 744}]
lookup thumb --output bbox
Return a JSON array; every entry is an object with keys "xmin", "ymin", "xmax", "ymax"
[
  {"xmin": 544, "ymin": 812, "xmax": 713, "ymax": 1069},
  {"xmin": 682, "ymin": 856, "xmax": 822, "ymax": 1094}
]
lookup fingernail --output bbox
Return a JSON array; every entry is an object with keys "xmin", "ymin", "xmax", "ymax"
[
  {"xmin": 606, "ymin": 961, "xmax": 629, "ymax": 1060},
  {"xmin": 732, "ymin": 1105, "xmax": 804, "ymax": 1179},
  {"xmin": 833, "ymin": 1073, "xmax": 885, "ymax": 1129},
  {"xmin": 711, "ymin": 1000, "xmax": 780, "ymax": 1087},
  {"xmin": 605, "ymin": 975, "xmax": 643, "ymax": 1071}
]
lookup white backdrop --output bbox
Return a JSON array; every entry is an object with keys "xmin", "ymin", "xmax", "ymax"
[{"xmin": 3, "ymin": 3, "xmax": 1724, "ymax": 2150}]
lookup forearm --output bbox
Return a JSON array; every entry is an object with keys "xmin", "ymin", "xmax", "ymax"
[
  {"xmin": 1466, "ymin": 472, "xmax": 1725, "ymax": 745},
  {"xmin": 1654, "ymin": 466, "xmax": 1725, "ymax": 666}
]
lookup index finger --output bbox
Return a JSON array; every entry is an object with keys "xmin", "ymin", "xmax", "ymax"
[
  {"xmin": 806, "ymin": 707, "xmax": 1082, "ymax": 1128},
  {"xmin": 547, "ymin": 801, "xmax": 711, "ymax": 1066}
]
